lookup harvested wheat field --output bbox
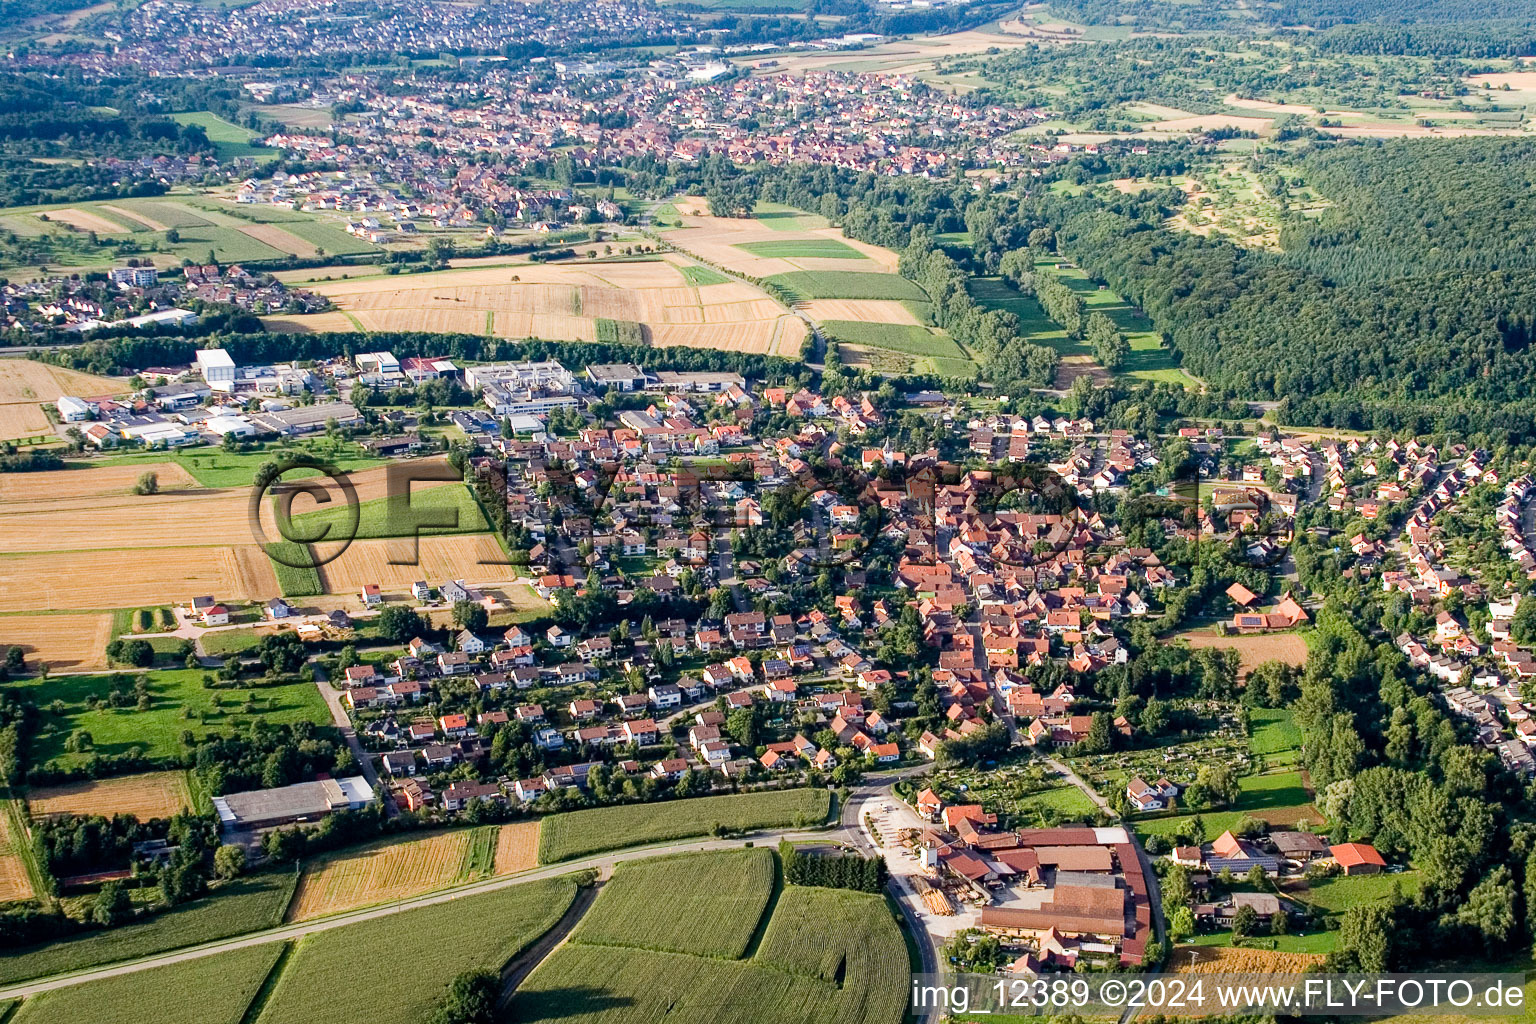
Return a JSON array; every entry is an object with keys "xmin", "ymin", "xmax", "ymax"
[
  {"xmin": 0, "ymin": 612, "xmax": 114, "ymax": 669},
  {"xmin": 0, "ymin": 360, "xmax": 127, "ymax": 441},
  {"xmin": 1176, "ymin": 630, "xmax": 1309, "ymax": 680},
  {"xmin": 38, "ymin": 207, "xmax": 128, "ymax": 234},
  {"xmin": 1169, "ymin": 945, "xmax": 1325, "ymax": 974},
  {"xmin": 28, "ymin": 771, "xmax": 192, "ymax": 821},
  {"xmin": 0, "ymin": 461, "xmax": 446, "ymax": 553},
  {"xmin": 260, "ymin": 311, "xmax": 358, "ymax": 333},
  {"xmin": 0, "ymin": 360, "xmax": 125, "ymax": 404},
  {"xmin": 0, "ymin": 404, "xmax": 50, "ymax": 442},
  {"xmin": 313, "ymin": 259, "xmax": 796, "ymax": 352},
  {"xmin": 662, "ymin": 199, "xmax": 896, "ymax": 278},
  {"xmin": 317, "ymin": 533, "xmax": 512, "ymax": 594},
  {"xmin": 0, "ymin": 806, "xmax": 32, "ymax": 904},
  {"xmin": 239, "ymin": 224, "xmax": 319, "ymax": 256},
  {"xmin": 288, "ymin": 830, "xmax": 489, "ymax": 921},
  {"xmin": 1148, "ymin": 114, "xmax": 1275, "ymax": 135},
  {"xmin": 0, "ymin": 484, "xmax": 257, "ymax": 552},
  {"xmin": 493, "ymin": 821, "xmax": 540, "ymax": 874},
  {"xmin": 0, "ymin": 461, "xmax": 198, "ymax": 505},
  {"xmin": 0, "ymin": 544, "xmax": 277, "ymax": 613},
  {"xmin": 801, "ymin": 299, "xmax": 921, "ymax": 325}
]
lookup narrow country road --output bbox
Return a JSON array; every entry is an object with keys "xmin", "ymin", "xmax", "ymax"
[
  {"xmin": 1043, "ymin": 756, "xmax": 1114, "ymax": 817},
  {"xmin": 0, "ymin": 827, "xmax": 847, "ymax": 1003},
  {"xmin": 313, "ymin": 670, "xmax": 382, "ymax": 803},
  {"xmin": 0, "ymin": 769, "xmax": 944, "ymax": 1005},
  {"xmin": 495, "ymin": 877, "xmax": 604, "ymax": 1011}
]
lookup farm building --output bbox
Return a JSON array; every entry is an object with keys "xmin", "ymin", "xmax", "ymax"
[
  {"xmin": 1330, "ymin": 842, "xmax": 1387, "ymax": 875},
  {"xmin": 213, "ymin": 776, "xmax": 375, "ymax": 832}
]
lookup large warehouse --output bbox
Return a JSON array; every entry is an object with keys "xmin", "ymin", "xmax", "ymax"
[{"xmin": 213, "ymin": 776, "xmax": 375, "ymax": 833}]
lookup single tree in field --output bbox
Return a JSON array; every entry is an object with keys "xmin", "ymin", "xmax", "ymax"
[{"xmin": 132, "ymin": 470, "xmax": 160, "ymax": 496}]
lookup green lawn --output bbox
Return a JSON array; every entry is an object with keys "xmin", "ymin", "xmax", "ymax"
[
  {"xmin": 678, "ymin": 264, "xmax": 731, "ymax": 286},
  {"xmin": 10, "ymin": 943, "xmax": 283, "ymax": 1024},
  {"xmin": 538, "ymin": 790, "xmax": 832, "ymax": 863},
  {"xmin": 286, "ymin": 482, "xmax": 488, "ymax": 540},
  {"xmin": 258, "ymin": 877, "xmax": 577, "ymax": 1024},
  {"xmin": 967, "ymin": 276, "xmax": 1074, "ymax": 350},
  {"xmin": 1250, "ymin": 708, "xmax": 1302, "ymax": 765},
  {"xmin": 735, "ymin": 239, "xmax": 863, "ymax": 260},
  {"xmin": 1135, "ymin": 770, "xmax": 1318, "ymax": 838},
  {"xmin": 1295, "ymin": 870, "xmax": 1421, "ymax": 914},
  {"xmin": 752, "ymin": 201, "xmax": 828, "ymax": 231},
  {"xmin": 96, "ymin": 442, "xmax": 383, "ymax": 489},
  {"xmin": 0, "ymin": 870, "xmax": 298, "ymax": 986},
  {"xmin": 821, "ymin": 320, "xmax": 967, "ymax": 361},
  {"xmin": 572, "ymin": 849, "xmax": 775, "ymax": 958},
  {"xmin": 763, "ymin": 271, "xmax": 927, "ymax": 303},
  {"xmin": 1035, "ymin": 261, "xmax": 1188, "ymax": 384},
  {"xmin": 11, "ymin": 669, "xmax": 332, "ymax": 768},
  {"xmin": 197, "ymin": 629, "xmax": 265, "ymax": 657},
  {"xmin": 171, "ymin": 111, "xmax": 275, "ymax": 163},
  {"xmin": 514, "ymin": 874, "xmax": 906, "ymax": 1024}
]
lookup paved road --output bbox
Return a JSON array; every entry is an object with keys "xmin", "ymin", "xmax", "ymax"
[
  {"xmin": 314, "ymin": 671, "xmax": 382, "ymax": 800},
  {"xmin": 840, "ymin": 768, "xmax": 942, "ymax": 1023},
  {"xmin": 0, "ymin": 824, "xmax": 857, "ymax": 1003}
]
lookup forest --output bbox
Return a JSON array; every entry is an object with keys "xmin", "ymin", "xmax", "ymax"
[
  {"xmin": 1278, "ymin": 138, "xmax": 1536, "ymax": 284},
  {"xmin": 751, "ymin": 145, "xmax": 1536, "ymax": 441},
  {"xmin": 955, "ymin": 37, "xmax": 1471, "ymax": 121}
]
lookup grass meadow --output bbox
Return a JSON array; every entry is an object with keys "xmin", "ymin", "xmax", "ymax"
[{"xmin": 538, "ymin": 790, "xmax": 831, "ymax": 863}]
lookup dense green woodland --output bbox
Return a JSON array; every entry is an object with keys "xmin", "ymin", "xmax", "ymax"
[
  {"xmin": 751, "ymin": 144, "xmax": 1536, "ymax": 441},
  {"xmin": 1039, "ymin": 0, "xmax": 1536, "ymax": 55},
  {"xmin": 958, "ymin": 38, "xmax": 1471, "ymax": 120},
  {"xmin": 1281, "ymin": 138, "xmax": 1536, "ymax": 283}
]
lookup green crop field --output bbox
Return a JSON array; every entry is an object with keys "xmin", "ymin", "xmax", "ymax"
[
  {"xmin": 752, "ymin": 201, "xmax": 828, "ymax": 231},
  {"xmin": 763, "ymin": 271, "xmax": 927, "ymax": 303},
  {"xmin": 679, "ymin": 264, "xmax": 730, "ymax": 286},
  {"xmin": 921, "ymin": 356, "xmax": 981, "ymax": 378},
  {"xmin": 109, "ymin": 199, "xmax": 214, "ymax": 230},
  {"xmin": 514, "ymin": 872, "xmax": 907, "ymax": 1024},
  {"xmin": 11, "ymin": 943, "xmax": 283, "ymax": 1024},
  {"xmin": 820, "ymin": 320, "xmax": 967, "ymax": 361},
  {"xmin": 1135, "ymin": 770, "xmax": 1319, "ymax": 838},
  {"xmin": 573, "ymin": 849, "xmax": 774, "ymax": 958},
  {"xmin": 736, "ymin": 239, "xmax": 863, "ymax": 260},
  {"xmin": 172, "ymin": 225, "xmax": 287, "ymax": 263},
  {"xmin": 171, "ymin": 111, "xmax": 274, "ymax": 163},
  {"xmin": 0, "ymin": 870, "xmax": 298, "ymax": 986},
  {"xmin": 265, "ymin": 542, "xmax": 324, "ymax": 597},
  {"xmin": 9, "ymin": 669, "xmax": 332, "ymax": 769},
  {"xmin": 277, "ymin": 220, "xmax": 379, "ymax": 255},
  {"xmin": 538, "ymin": 790, "xmax": 831, "ymax": 863},
  {"xmin": 256, "ymin": 876, "xmax": 576, "ymax": 1024},
  {"xmin": 287, "ymin": 482, "xmax": 489, "ymax": 541}
]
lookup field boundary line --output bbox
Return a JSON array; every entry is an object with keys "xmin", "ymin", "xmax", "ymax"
[
  {"xmin": 236, "ymin": 939, "xmax": 293, "ymax": 1024},
  {"xmin": 496, "ymin": 878, "xmax": 600, "ymax": 1011},
  {"xmin": 1, "ymin": 794, "xmax": 49, "ymax": 906}
]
